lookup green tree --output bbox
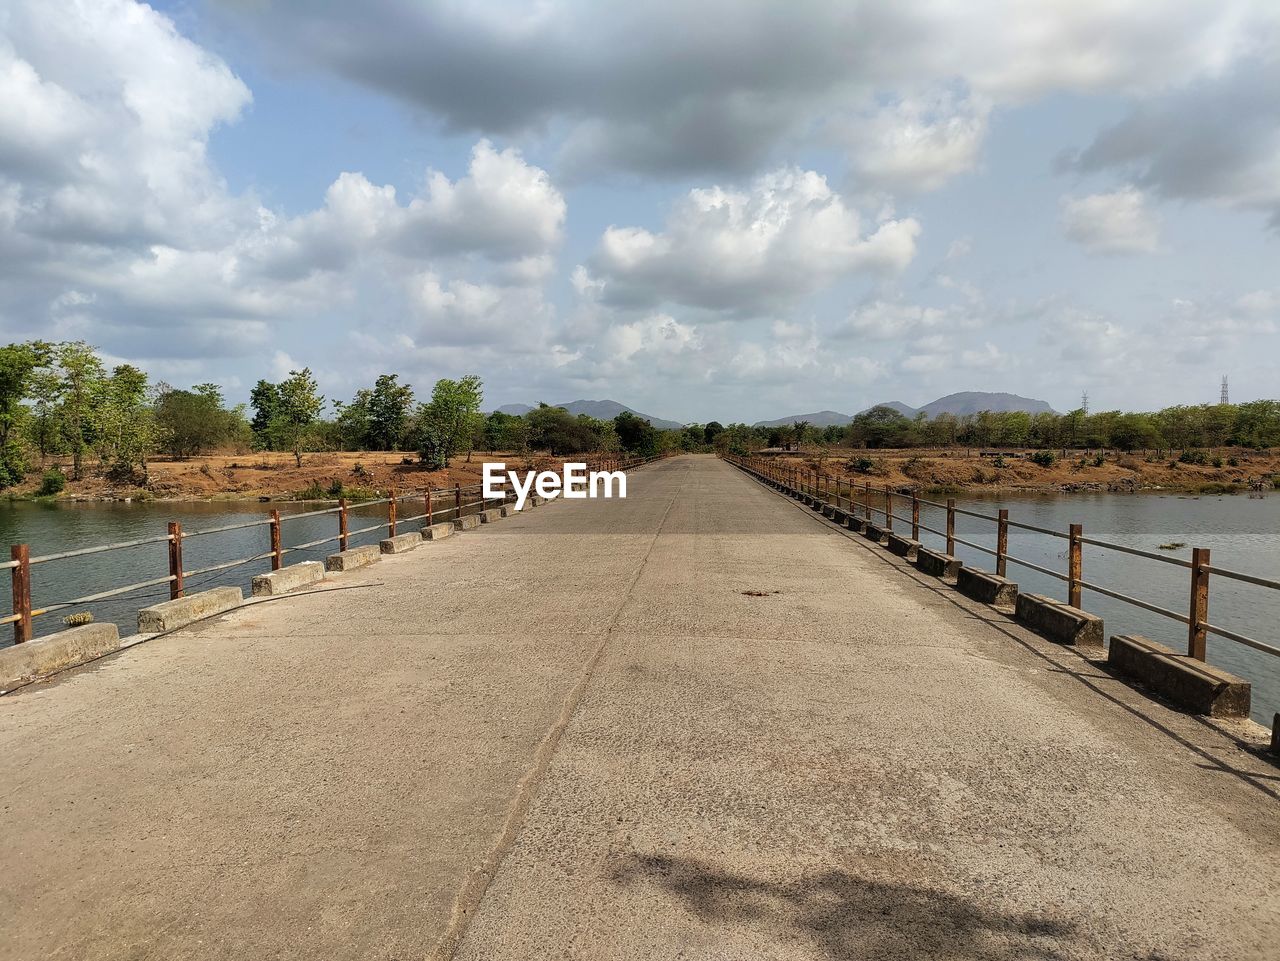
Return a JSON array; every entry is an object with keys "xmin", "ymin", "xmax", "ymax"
[
  {"xmin": 703, "ymin": 421, "xmax": 724, "ymax": 445},
  {"xmin": 614, "ymin": 410, "xmax": 658, "ymax": 455},
  {"xmin": 154, "ymin": 384, "xmax": 244, "ymax": 458},
  {"xmin": 412, "ymin": 375, "xmax": 484, "ymax": 468},
  {"xmin": 249, "ymin": 379, "xmax": 282, "ymax": 450},
  {"xmin": 0, "ymin": 341, "xmax": 52, "ymax": 487},
  {"xmin": 366, "ymin": 374, "xmax": 414, "ymax": 451},
  {"xmin": 271, "ymin": 368, "xmax": 326, "ymax": 467},
  {"xmin": 53, "ymin": 341, "xmax": 106, "ymax": 480},
  {"xmin": 93, "ymin": 364, "xmax": 157, "ymax": 480}
]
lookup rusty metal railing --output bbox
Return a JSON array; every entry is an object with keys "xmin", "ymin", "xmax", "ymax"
[
  {"xmin": 723, "ymin": 454, "xmax": 1280, "ymax": 664},
  {"xmin": 4, "ymin": 453, "xmax": 660, "ymax": 644}
]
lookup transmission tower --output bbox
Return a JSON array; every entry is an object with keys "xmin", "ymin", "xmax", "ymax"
[
  {"xmin": 1220, "ymin": 375, "xmax": 1229, "ymax": 405},
  {"xmin": 1080, "ymin": 390, "xmax": 1089, "ymax": 415}
]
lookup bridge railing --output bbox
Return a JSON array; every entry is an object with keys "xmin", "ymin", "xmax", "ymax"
[
  {"xmin": 3, "ymin": 454, "xmax": 658, "ymax": 644},
  {"xmin": 722, "ymin": 454, "xmax": 1280, "ymax": 666}
]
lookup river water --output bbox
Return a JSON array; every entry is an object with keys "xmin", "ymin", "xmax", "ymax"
[{"xmin": 1, "ymin": 488, "xmax": 1277, "ymax": 725}]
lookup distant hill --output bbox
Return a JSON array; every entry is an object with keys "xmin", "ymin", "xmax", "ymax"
[
  {"xmin": 753, "ymin": 410, "xmax": 853, "ymax": 428},
  {"xmin": 918, "ymin": 392, "xmax": 1055, "ymax": 418},
  {"xmin": 493, "ymin": 399, "xmax": 685, "ymax": 430},
  {"xmin": 756, "ymin": 392, "xmax": 1054, "ymax": 428}
]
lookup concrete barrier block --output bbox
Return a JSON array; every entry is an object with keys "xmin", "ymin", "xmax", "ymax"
[
  {"xmin": 1108, "ymin": 634, "xmax": 1251, "ymax": 718},
  {"xmin": 454, "ymin": 514, "xmax": 481, "ymax": 531},
  {"xmin": 863, "ymin": 523, "xmax": 889, "ymax": 545},
  {"xmin": 956, "ymin": 568, "xmax": 1017, "ymax": 609},
  {"xmin": 422, "ymin": 522, "xmax": 454, "ymax": 540},
  {"xmin": 820, "ymin": 503, "xmax": 835, "ymax": 518},
  {"xmin": 831, "ymin": 509, "xmax": 847, "ymax": 525},
  {"xmin": 324, "ymin": 545, "xmax": 381, "ymax": 573},
  {"xmin": 500, "ymin": 504, "xmax": 519, "ymax": 517},
  {"xmin": 886, "ymin": 534, "xmax": 921, "ymax": 560},
  {"xmin": 0, "ymin": 623, "xmax": 122, "ymax": 689},
  {"xmin": 1015, "ymin": 593, "xmax": 1103, "ymax": 648},
  {"xmin": 530, "ymin": 496, "xmax": 547, "ymax": 507},
  {"xmin": 915, "ymin": 547, "xmax": 961, "ymax": 580},
  {"xmin": 251, "ymin": 561, "xmax": 324, "ymax": 597},
  {"xmin": 1271, "ymin": 714, "xmax": 1278, "ymax": 757},
  {"xmin": 379, "ymin": 532, "xmax": 419, "ymax": 554},
  {"xmin": 847, "ymin": 516, "xmax": 867, "ymax": 533},
  {"xmin": 478, "ymin": 508, "xmax": 502, "ymax": 524},
  {"xmin": 138, "ymin": 586, "xmax": 243, "ymax": 633}
]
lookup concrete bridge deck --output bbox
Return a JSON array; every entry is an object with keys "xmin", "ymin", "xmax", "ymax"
[{"xmin": 2, "ymin": 455, "xmax": 1277, "ymax": 960}]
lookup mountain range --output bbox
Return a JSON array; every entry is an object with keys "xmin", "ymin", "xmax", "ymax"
[
  {"xmin": 494, "ymin": 399, "xmax": 685, "ymax": 431},
  {"xmin": 751, "ymin": 392, "xmax": 1056, "ymax": 428}
]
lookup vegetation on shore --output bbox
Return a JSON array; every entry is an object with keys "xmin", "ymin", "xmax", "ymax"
[{"xmin": 1, "ymin": 339, "xmax": 1276, "ymax": 500}]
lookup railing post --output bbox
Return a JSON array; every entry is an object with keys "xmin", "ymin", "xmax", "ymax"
[
  {"xmin": 270, "ymin": 510, "xmax": 282, "ymax": 571},
  {"xmin": 10, "ymin": 544, "xmax": 31, "ymax": 644},
  {"xmin": 388, "ymin": 490, "xmax": 397, "ymax": 537},
  {"xmin": 1068, "ymin": 523, "xmax": 1082, "ymax": 608},
  {"xmin": 1188, "ymin": 547, "xmax": 1210, "ymax": 660},
  {"xmin": 946, "ymin": 499, "xmax": 956, "ymax": 556},
  {"xmin": 864, "ymin": 482, "xmax": 871, "ymax": 519},
  {"xmin": 455, "ymin": 483, "xmax": 462, "ymax": 519},
  {"xmin": 911, "ymin": 494, "xmax": 920, "ymax": 541},
  {"xmin": 996, "ymin": 509, "xmax": 1009, "ymax": 577},
  {"xmin": 167, "ymin": 521, "xmax": 184, "ymax": 600},
  {"xmin": 884, "ymin": 488, "xmax": 893, "ymax": 531},
  {"xmin": 338, "ymin": 498, "xmax": 349, "ymax": 552},
  {"xmin": 425, "ymin": 488, "xmax": 433, "ymax": 528}
]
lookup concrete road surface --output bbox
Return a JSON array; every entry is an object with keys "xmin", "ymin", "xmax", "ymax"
[{"xmin": 2, "ymin": 455, "xmax": 1277, "ymax": 960}]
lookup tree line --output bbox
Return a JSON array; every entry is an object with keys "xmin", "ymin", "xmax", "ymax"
[
  {"xmin": 0, "ymin": 340, "xmax": 705, "ymax": 491},
  {"xmin": 707, "ymin": 401, "xmax": 1280, "ymax": 456}
]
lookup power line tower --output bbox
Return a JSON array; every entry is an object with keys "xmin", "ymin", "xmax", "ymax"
[
  {"xmin": 1220, "ymin": 375, "xmax": 1229, "ymax": 405},
  {"xmin": 1080, "ymin": 390, "xmax": 1089, "ymax": 415}
]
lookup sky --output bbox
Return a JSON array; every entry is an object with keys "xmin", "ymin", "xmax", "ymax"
[{"xmin": 1, "ymin": 1, "xmax": 1278, "ymax": 424}]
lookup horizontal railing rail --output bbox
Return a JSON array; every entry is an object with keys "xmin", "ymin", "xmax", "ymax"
[
  {"xmin": 5, "ymin": 454, "xmax": 663, "ymax": 643},
  {"xmin": 722, "ymin": 453, "xmax": 1280, "ymax": 668}
]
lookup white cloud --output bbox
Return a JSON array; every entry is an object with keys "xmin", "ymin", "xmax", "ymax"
[
  {"xmin": 834, "ymin": 89, "xmax": 990, "ymax": 191},
  {"xmin": 221, "ymin": 0, "xmax": 1279, "ymax": 186},
  {"xmin": 589, "ymin": 168, "xmax": 920, "ymax": 314},
  {"xmin": 1060, "ymin": 186, "xmax": 1161, "ymax": 254}
]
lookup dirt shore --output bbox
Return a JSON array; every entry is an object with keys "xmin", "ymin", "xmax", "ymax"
[
  {"xmin": 14, "ymin": 450, "xmax": 573, "ymax": 502},
  {"xmin": 763, "ymin": 446, "xmax": 1280, "ymax": 495}
]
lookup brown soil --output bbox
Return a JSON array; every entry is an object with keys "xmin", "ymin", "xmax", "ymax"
[
  {"xmin": 764, "ymin": 447, "xmax": 1280, "ymax": 495},
  {"xmin": 19, "ymin": 450, "xmax": 580, "ymax": 502}
]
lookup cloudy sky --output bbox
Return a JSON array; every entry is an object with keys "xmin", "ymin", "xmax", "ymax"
[{"xmin": 2, "ymin": 1, "xmax": 1278, "ymax": 422}]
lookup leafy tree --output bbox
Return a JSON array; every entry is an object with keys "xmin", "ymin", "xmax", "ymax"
[
  {"xmin": 366, "ymin": 374, "xmax": 414, "ymax": 450},
  {"xmin": 271, "ymin": 368, "xmax": 326, "ymax": 467},
  {"xmin": 155, "ymin": 384, "xmax": 245, "ymax": 458},
  {"xmin": 249, "ymin": 379, "xmax": 282, "ymax": 450},
  {"xmin": 525, "ymin": 403, "xmax": 605, "ymax": 455},
  {"xmin": 411, "ymin": 375, "xmax": 484, "ymax": 468},
  {"xmin": 703, "ymin": 421, "xmax": 724, "ymax": 445},
  {"xmin": 0, "ymin": 341, "xmax": 52, "ymax": 487},
  {"xmin": 53, "ymin": 341, "xmax": 106, "ymax": 480},
  {"xmin": 94, "ymin": 364, "xmax": 157, "ymax": 479},
  {"xmin": 614, "ymin": 410, "xmax": 658, "ymax": 455}
]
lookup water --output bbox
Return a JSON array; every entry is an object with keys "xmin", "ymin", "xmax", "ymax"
[
  {"xmin": 2, "ymin": 491, "xmax": 1278, "ymax": 725},
  {"xmin": 920, "ymin": 491, "xmax": 1280, "ymax": 725},
  {"xmin": 0, "ymin": 497, "xmax": 406, "ymax": 645}
]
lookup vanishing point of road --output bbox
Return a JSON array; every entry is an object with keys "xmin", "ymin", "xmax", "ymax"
[{"xmin": 2, "ymin": 455, "xmax": 1277, "ymax": 960}]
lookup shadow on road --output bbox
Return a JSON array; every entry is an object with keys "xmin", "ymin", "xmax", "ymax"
[{"xmin": 607, "ymin": 852, "xmax": 1084, "ymax": 960}]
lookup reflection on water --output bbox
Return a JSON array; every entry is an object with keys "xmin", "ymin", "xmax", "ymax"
[{"xmin": 1, "ymin": 490, "xmax": 1277, "ymax": 725}]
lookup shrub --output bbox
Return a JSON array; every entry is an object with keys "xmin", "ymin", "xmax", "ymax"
[
  {"xmin": 1227, "ymin": 456, "xmax": 1239, "ymax": 467},
  {"xmin": 852, "ymin": 457, "xmax": 875, "ymax": 474},
  {"xmin": 1029, "ymin": 451, "xmax": 1056, "ymax": 467},
  {"xmin": 992, "ymin": 455, "xmax": 1006, "ymax": 468},
  {"xmin": 38, "ymin": 469, "xmax": 66, "ymax": 496},
  {"xmin": 1179, "ymin": 449, "xmax": 1209, "ymax": 465},
  {"xmin": 1092, "ymin": 454, "xmax": 1105, "ymax": 467}
]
